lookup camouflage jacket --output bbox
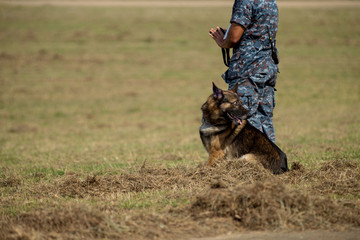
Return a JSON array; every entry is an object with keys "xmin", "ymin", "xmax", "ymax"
[{"xmin": 223, "ymin": 0, "xmax": 279, "ymax": 88}]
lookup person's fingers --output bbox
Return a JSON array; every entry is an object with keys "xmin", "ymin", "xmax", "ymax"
[
  {"xmin": 216, "ymin": 26, "xmax": 225, "ymax": 37},
  {"xmin": 209, "ymin": 28, "xmax": 215, "ymax": 38},
  {"xmin": 209, "ymin": 26, "xmax": 225, "ymax": 47},
  {"xmin": 213, "ymin": 29, "xmax": 221, "ymax": 38}
]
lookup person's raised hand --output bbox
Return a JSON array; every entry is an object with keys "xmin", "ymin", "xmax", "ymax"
[{"xmin": 209, "ymin": 26, "xmax": 226, "ymax": 48}]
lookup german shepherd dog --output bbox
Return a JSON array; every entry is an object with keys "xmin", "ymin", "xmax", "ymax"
[{"xmin": 199, "ymin": 83, "xmax": 288, "ymax": 174}]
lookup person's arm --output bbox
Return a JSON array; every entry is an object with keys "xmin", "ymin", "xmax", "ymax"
[{"xmin": 209, "ymin": 23, "xmax": 245, "ymax": 49}]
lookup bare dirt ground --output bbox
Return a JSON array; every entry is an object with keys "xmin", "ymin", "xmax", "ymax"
[
  {"xmin": 0, "ymin": 0, "xmax": 360, "ymax": 8},
  {"xmin": 189, "ymin": 230, "xmax": 360, "ymax": 240}
]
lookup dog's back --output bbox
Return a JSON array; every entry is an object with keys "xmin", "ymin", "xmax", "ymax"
[{"xmin": 230, "ymin": 122, "xmax": 288, "ymax": 174}]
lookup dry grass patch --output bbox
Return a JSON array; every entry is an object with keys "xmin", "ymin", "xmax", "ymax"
[
  {"xmin": 1, "ymin": 159, "xmax": 360, "ymax": 239},
  {"xmin": 29, "ymin": 159, "xmax": 273, "ymax": 199},
  {"xmin": 191, "ymin": 181, "xmax": 360, "ymax": 231},
  {"xmin": 1, "ymin": 204, "xmax": 123, "ymax": 240}
]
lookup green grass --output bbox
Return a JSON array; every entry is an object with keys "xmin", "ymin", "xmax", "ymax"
[{"xmin": 0, "ymin": 4, "xmax": 360, "ymax": 218}]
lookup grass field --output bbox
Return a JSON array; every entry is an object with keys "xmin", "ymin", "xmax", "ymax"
[{"xmin": 1, "ymin": 2, "xmax": 360, "ymax": 239}]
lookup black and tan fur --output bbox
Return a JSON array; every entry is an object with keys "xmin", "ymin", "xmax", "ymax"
[{"xmin": 199, "ymin": 82, "xmax": 288, "ymax": 174}]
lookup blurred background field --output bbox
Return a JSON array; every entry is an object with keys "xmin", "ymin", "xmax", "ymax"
[
  {"xmin": 1, "ymin": 1, "xmax": 359, "ymax": 176},
  {"xmin": 0, "ymin": 0, "xmax": 360, "ymax": 230}
]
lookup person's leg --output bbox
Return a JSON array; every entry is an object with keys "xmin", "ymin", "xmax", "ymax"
[
  {"xmin": 233, "ymin": 80, "xmax": 276, "ymax": 142},
  {"xmin": 232, "ymin": 80, "xmax": 260, "ymax": 120},
  {"xmin": 231, "ymin": 80, "xmax": 264, "ymax": 135},
  {"xmin": 258, "ymin": 86, "xmax": 276, "ymax": 143}
]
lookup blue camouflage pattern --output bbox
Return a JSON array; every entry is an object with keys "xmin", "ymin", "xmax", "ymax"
[{"xmin": 222, "ymin": 0, "xmax": 279, "ymax": 142}]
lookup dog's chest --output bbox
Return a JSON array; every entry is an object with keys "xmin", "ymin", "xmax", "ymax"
[
  {"xmin": 199, "ymin": 120, "xmax": 227, "ymax": 152},
  {"xmin": 199, "ymin": 120, "xmax": 227, "ymax": 136},
  {"xmin": 224, "ymin": 144, "xmax": 235, "ymax": 157},
  {"xmin": 200, "ymin": 120, "xmax": 241, "ymax": 154}
]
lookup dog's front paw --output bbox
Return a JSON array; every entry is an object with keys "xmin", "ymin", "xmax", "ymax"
[{"xmin": 207, "ymin": 150, "xmax": 225, "ymax": 166}]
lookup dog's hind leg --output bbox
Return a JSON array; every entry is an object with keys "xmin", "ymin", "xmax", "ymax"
[
  {"xmin": 239, "ymin": 153, "xmax": 258, "ymax": 163},
  {"xmin": 242, "ymin": 153, "xmax": 284, "ymax": 174}
]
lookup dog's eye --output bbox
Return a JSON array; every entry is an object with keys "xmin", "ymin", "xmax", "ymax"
[{"xmin": 232, "ymin": 101, "xmax": 239, "ymax": 106}]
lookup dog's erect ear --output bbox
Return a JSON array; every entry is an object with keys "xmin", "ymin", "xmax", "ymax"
[
  {"xmin": 231, "ymin": 82, "xmax": 239, "ymax": 93},
  {"xmin": 212, "ymin": 82, "xmax": 223, "ymax": 100}
]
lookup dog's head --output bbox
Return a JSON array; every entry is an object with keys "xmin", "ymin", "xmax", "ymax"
[{"xmin": 201, "ymin": 82, "xmax": 249, "ymax": 125}]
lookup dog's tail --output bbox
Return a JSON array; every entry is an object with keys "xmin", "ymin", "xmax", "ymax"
[{"xmin": 280, "ymin": 151, "xmax": 289, "ymax": 173}]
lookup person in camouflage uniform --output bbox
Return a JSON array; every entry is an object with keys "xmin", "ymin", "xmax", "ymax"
[{"xmin": 209, "ymin": 0, "xmax": 279, "ymax": 143}]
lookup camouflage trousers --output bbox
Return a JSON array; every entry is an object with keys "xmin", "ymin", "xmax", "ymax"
[{"xmin": 229, "ymin": 79, "xmax": 276, "ymax": 143}]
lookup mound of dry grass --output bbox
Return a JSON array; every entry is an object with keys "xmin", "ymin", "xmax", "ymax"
[
  {"xmin": 34, "ymin": 158, "xmax": 360, "ymax": 200},
  {"xmin": 1, "ymin": 204, "xmax": 123, "ymax": 240},
  {"xmin": 281, "ymin": 159, "xmax": 360, "ymax": 198},
  {"xmin": 314, "ymin": 159, "xmax": 360, "ymax": 196},
  {"xmin": 31, "ymin": 159, "xmax": 273, "ymax": 199},
  {"xmin": 1, "ymin": 159, "xmax": 360, "ymax": 239},
  {"xmin": 191, "ymin": 180, "xmax": 360, "ymax": 231},
  {"xmin": 1, "ymin": 204, "xmax": 240, "ymax": 240}
]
